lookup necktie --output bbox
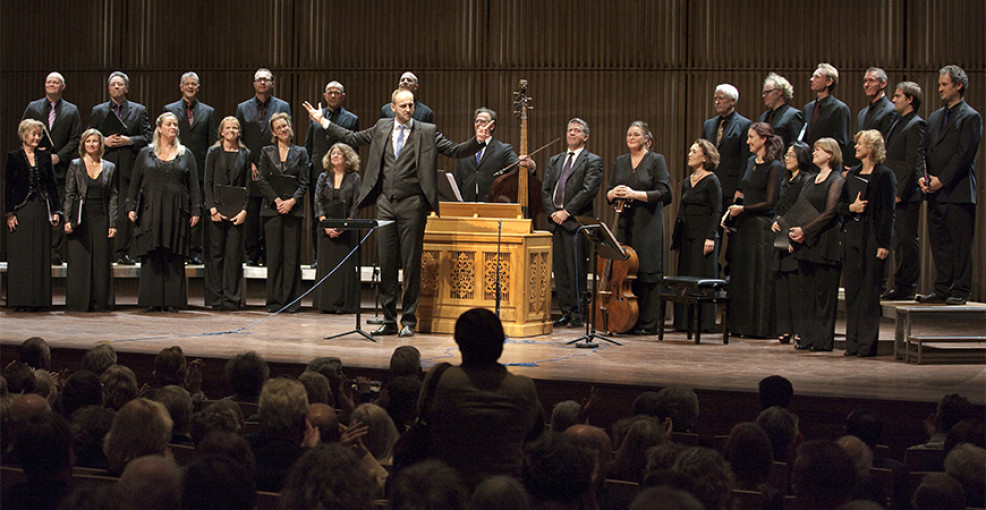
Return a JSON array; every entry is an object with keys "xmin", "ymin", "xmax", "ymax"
[
  {"xmin": 554, "ymin": 152, "xmax": 575, "ymax": 207},
  {"xmin": 48, "ymin": 102, "xmax": 56, "ymax": 129},
  {"xmin": 257, "ymin": 101, "xmax": 267, "ymax": 125},
  {"xmin": 940, "ymin": 107, "xmax": 951, "ymax": 135},
  {"xmin": 114, "ymin": 103, "xmax": 122, "ymax": 118},
  {"xmin": 396, "ymin": 125, "xmax": 406, "ymax": 157},
  {"xmin": 812, "ymin": 101, "xmax": 821, "ymax": 129},
  {"xmin": 476, "ymin": 143, "xmax": 485, "ymax": 164},
  {"xmin": 186, "ymin": 102, "xmax": 195, "ymax": 126},
  {"xmin": 716, "ymin": 117, "xmax": 725, "ymax": 145}
]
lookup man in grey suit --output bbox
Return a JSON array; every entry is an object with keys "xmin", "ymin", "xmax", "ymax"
[
  {"xmin": 847, "ymin": 67, "xmax": 898, "ymax": 167},
  {"xmin": 379, "ymin": 72, "xmax": 434, "ymax": 123},
  {"xmin": 87, "ymin": 71, "xmax": 153, "ymax": 264},
  {"xmin": 454, "ymin": 107, "xmax": 522, "ymax": 202},
  {"xmin": 541, "ymin": 118, "xmax": 603, "ymax": 328},
  {"xmin": 882, "ymin": 81, "xmax": 926, "ymax": 301},
  {"xmin": 235, "ymin": 68, "xmax": 291, "ymax": 266},
  {"xmin": 304, "ymin": 89, "xmax": 485, "ymax": 337},
  {"xmin": 759, "ymin": 73, "xmax": 805, "ymax": 148},
  {"xmin": 800, "ymin": 63, "xmax": 851, "ymax": 157},
  {"xmin": 917, "ymin": 65, "xmax": 982, "ymax": 306},
  {"xmin": 702, "ymin": 84, "xmax": 752, "ymax": 209},
  {"xmin": 164, "ymin": 71, "xmax": 218, "ymax": 265},
  {"xmin": 22, "ymin": 71, "xmax": 82, "ymax": 265},
  {"xmin": 304, "ymin": 80, "xmax": 359, "ymax": 267}
]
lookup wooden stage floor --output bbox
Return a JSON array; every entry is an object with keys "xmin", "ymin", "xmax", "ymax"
[{"xmin": 2, "ymin": 305, "xmax": 983, "ymax": 406}]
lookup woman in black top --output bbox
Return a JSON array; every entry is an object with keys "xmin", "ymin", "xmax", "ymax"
[
  {"xmin": 770, "ymin": 142, "xmax": 813, "ymax": 344},
  {"xmin": 64, "ymin": 129, "xmax": 118, "ymax": 312},
  {"xmin": 256, "ymin": 112, "xmax": 309, "ymax": 313},
  {"xmin": 203, "ymin": 116, "xmax": 252, "ymax": 311},
  {"xmin": 725, "ymin": 122, "xmax": 784, "ymax": 338},
  {"xmin": 127, "ymin": 112, "xmax": 202, "ymax": 311},
  {"xmin": 605, "ymin": 121, "xmax": 673, "ymax": 334},
  {"xmin": 786, "ymin": 138, "xmax": 845, "ymax": 351},
  {"xmin": 672, "ymin": 139, "xmax": 722, "ymax": 332},
  {"xmin": 313, "ymin": 143, "xmax": 362, "ymax": 313},
  {"xmin": 841, "ymin": 130, "xmax": 896, "ymax": 357},
  {"xmin": 5, "ymin": 119, "xmax": 61, "ymax": 311}
]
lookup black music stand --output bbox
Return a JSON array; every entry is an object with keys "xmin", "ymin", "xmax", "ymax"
[
  {"xmin": 319, "ymin": 216, "xmax": 393, "ymax": 342},
  {"xmin": 568, "ymin": 216, "xmax": 626, "ymax": 348}
]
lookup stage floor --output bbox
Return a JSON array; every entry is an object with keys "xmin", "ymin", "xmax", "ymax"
[{"xmin": 2, "ymin": 306, "xmax": 982, "ymax": 406}]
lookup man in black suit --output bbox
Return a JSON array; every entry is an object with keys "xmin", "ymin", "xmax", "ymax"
[
  {"xmin": 87, "ymin": 71, "xmax": 153, "ymax": 264},
  {"xmin": 882, "ymin": 81, "xmax": 927, "ymax": 301},
  {"xmin": 800, "ymin": 63, "xmax": 851, "ymax": 157},
  {"xmin": 22, "ymin": 71, "xmax": 82, "ymax": 265},
  {"xmin": 164, "ymin": 71, "xmax": 218, "ymax": 265},
  {"xmin": 453, "ymin": 107, "xmax": 520, "ymax": 202},
  {"xmin": 759, "ymin": 73, "xmax": 805, "ymax": 148},
  {"xmin": 917, "ymin": 65, "xmax": 982, "ymax": 306},
  {"xmin": 702, "ymin": 84, "xmax": 752, "ymax": 209},
  {"xmin": 379, "ymin": 72, "xmax": 434, "ymax": 123},
  {"xmin": 304, "ymin": 80, "xmax": 359, "ymax": 267},
  {"xmin": 847, "ymin": 67, "xmax": 898, "ymax": 167},
  {"xmin": 541, "ymin": 118, "xmax": 603, "ymax": 328},
  {"xmin": 235, "ymin": 68, "xmax": 291, "ymax": 266},
  {"xmin": 304, "ymin": 89, "xmax": 485, "ymax": 337}
]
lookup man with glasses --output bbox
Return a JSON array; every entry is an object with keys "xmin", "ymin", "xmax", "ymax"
[
  {"xmin": 379, "ymin": 71, "xmax": 434, "ymax": 123},
  {"xmin": 702, "ymin": 84, "xmax": 752, "ymax": 209},
  {"xmin": 759, "ymin": 73, "xmax": 805, "ymax": 148},
  {"xmin": 454, "ymin": 107, "xmax": 536, "ymax": 202}
]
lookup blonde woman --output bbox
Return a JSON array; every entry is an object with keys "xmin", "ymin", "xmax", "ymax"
[{"xmin": 127, "ymin": 112, "xmax": 201, "ymax": 312}]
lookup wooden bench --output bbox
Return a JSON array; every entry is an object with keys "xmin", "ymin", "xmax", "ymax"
[
  {"xmin": 894, "ymin": 306, "xmax": 986, "ymax": 364},
  {"xmin": 658, "ymin": 276, "xmax": 730, "ymax": 344}
]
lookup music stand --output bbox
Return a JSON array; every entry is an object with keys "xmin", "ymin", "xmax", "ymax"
[
  {"xmin": 319, "ymin": 215, "xmax": 393, "ymax": 342},
  {"xmin": 568, "ymin": 216, "xmax": 626, "ymax": 348}
]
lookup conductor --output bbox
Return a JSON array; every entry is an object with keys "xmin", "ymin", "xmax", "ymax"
[{"xmin": 304, "ymin": 89, "xmax": 487, "ymax": 337}]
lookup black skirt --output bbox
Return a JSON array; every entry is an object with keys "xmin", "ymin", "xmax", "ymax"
[
  {"xmin": 66, "ymin": 192, "xmax": 114, "ymax": 311},
  {"xmin": 6, "ymin": 197, "xmax": 52, "ymax": 308},
  {"xmin": 313, "ymin": 229, "xmax": 359, "ymax": 313},
  {"xmin": 728, "ymin": 214, "xmax": 775, "ymax": 337}
]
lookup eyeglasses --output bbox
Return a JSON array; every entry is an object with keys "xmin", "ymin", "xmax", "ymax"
[
  {"xmin": 762, "ymin": 89, "xmax": 777, "ymax": 96},
  {"xmin": 254, "ymin": 77, "xmax": 272, "ymax": 83},
  {"xmin": 784, "ymin": 152, "xmax": 796, "ymax": 159}
]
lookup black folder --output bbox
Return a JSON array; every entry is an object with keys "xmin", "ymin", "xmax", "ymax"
[
  {"xmin": 775, "ymin": 197, "xmax": 821, "ymax": 250},
  {"xmin": 98, "ymin": 110, "xmax": 128, "ymax": 136},
  {"xmin": 215, "ymin": 184, "xmax": 248, "ymax": 218}
]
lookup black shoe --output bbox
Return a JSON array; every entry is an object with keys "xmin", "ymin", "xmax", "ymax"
[
  {"xmin": 882, "ymin": 289, "xmax": 915, "ymax": 301},
  {"xmin": 778, "ymin": 334, "xmax": 791, "ymax": 344},
  {"xmin": 857, "ymin": 353, "xmax": 877, "ymax": 358},
  {"xmin": 945, "ymin": 296, "xmax": 968, "ymax": 306},
  {"xmin": 810, "ymin": 346, "xmax": 833, "ymax": 352},
  {"xmin": 568, "ymin": 318, "xmax": 584, "ymax": 328},
  {"xmin": 310, "ymin": 261, "xmax": 318, "ymax": 269},
  {"xmin": 51, "ymin": 257, "xmax": 63, "ymax": 266},
  {"xmin": 186, "ymin": 256, "xmax": 204, "ymax": 265},
  {"xmin": 372, "ymin": 324, "xmax": 399, "ymax": 336},
  {"xmin": 916, "ymin": 292, "xmax": 946, "ymax": 304},
  {"xmin": 794, "ymin": 343, "xmax": 811, "ymax": 350},
  {"xmin": 398, "ymin": 325, "xmax": 415, "ymax": 338},
  {"xmin": 165, "ymin": 306, "xmax": 179, "ymax": 313},
  {"xmin": 144, "ymin": 306, "xmax": 158, "ymax": 312},
  {"xmin": 632, "ymin": 328, "xmax": 656, "ymax": 335},
  {"xmin": 843, "ymin": 351, "xmax": 857, "ymax": 356},
  {"xmin": 552, "ymin": 315, "xmax": 571, "ymax": 327}
]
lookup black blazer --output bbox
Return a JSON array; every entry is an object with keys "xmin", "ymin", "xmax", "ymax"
[
  {"xmin": 453, "ymin": 138, "xmax": 519, "ymax": 202},
  {"xmin": 256, "ymin": 144, "xmax": 310, "ymax": 218},
  {"xmin": 86, "ymin": 100, "xmax": 153, "ymax": 181},
  {"xmin": 324, "ymin": 118, "xmax": 482, "ymax": 215},
  {"xmin": 203, "ymin": 145, "xmax": 252, "ymax": 216},
  {"xmin": 380, "ymin": 101, "xmax": 434, "ymax": 123},
  {"xmin": 304, "ymin": 106, "xmax": 359, "ymax": 184},
  {"xmin": 848, "ymin": 95, "xmax": 898, "ymax": 167},
  {"xmin": 884, "ymin": 111, "xmax": 927, "ymax": 203},
  {"xmin": 235, "ymin": 96, "xmax": 291, "ymax": 166},
  {"xmin": 760, "ymin": 103, "xmax": 805, "ymax": 148},
  {"xmin": 541, "ymin": 148, "xmax": 604, "ymax": 232},
  {"xmin": 163, "ymin": 99, "xmax": 218, "ymax": 181},
  {"xmin": 22, "ymin": 98, "xmax": 82, "ymax": 181},
  {"xmin": 5, "ymin": 149, "xmax": 60, "ymax": 217},
  {"xmin": 702, "ymin": 110, "xmax": 752, "ymax": 201},
  {"xmin": 63, "ymin": 158, "xmax": 118, "ymax": 229},
  {"xmin": 924, "ymin": 100, "xmax": 982, "ymax": 204},
  {"xmin": 841, "ymin": 165, "xmax": 896, "ymax": 250},
  {"xmin": 314, "ymin": 171, "xmax": 361, "ymax": 220},
  {"xmin": 801, "ymin": 95, "xmax": 851, "ymax": 152}
]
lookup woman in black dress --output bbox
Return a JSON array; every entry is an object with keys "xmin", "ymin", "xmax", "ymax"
[
  {"xmin": 786, "ymin": 138, "xmax": 844, "ymax": 352},
  {"xmin": 605, "ymin": 121, "xmax": 673, "ymax": 335},
  {"xmin": 770, "ymin": 142, "xmax": 813, "ymax": 344},
  {"xmin": 725, "ymin": 122, "xmax": 784, "ymax": 338},
  {"xmin": 127, "ymin": 112, "xmax": 202, "ymax": 312},
  {"xmin": 313, "ymin": 143, "xmax": 362, "ymax": 313},
  {"xmin": 5, "ymin": 119, "xmax": 61, "ymax": 311},
  {"xmin": 256, "ymin": 112, "xmax": 309, "ymax": 313},
  {"xmin": 672, "ymin": 139, "xmax": 722, "ymax": 332},
  {"xmin": 63, "ymin": 128, "xmax": 118, "ymax": 312},
  {"xmin": 841, "ymin": 130, "xmax": 895, "ymax": 357},
  {"xmin": 203, "ymin": 116, "xmax": 251, "ymax": 311}
]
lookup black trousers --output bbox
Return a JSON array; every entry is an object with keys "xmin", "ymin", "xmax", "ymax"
[
  {"xmin": 244, "ymin": 196, "xmax": 265, "ymax": 264},
  {"xmin": 926, "ymin": 199, "xmax": 975, "ymax": 299},
  {"xmin": 51, "ymin": 176, "xmax": 65, "ymax": 262},
  {"xmin": 263, "ymin": 214, "xmax": 302, "ymax": 312},
  {"xmin": 114, "ymin": 173, "xmax": 133, "ymax": 260},
  {"xmin": 376, "ymin": 194, "xmax": 429, "ymax": 326},
  {"xmin": 889, "ymin": 199, "xmax": 921, "ymax": 292},
  {"xmin": 551, "ymin": 226, "xmax": 588, "ymax": 320},
  {"xmin": 843, "ymin": 221, "xmax": 885, "ymax": 356},
  {"xmin": 204, "ymin": 218, "xmax": 244, "ymax": 309},
  {"xmin": 138, "ymin": 249, "xmax": 187, "ymax": 308},
  {"xmin": 798, "ymin": 261, "xmax": 841, "ymax": 351},
  {"xmin": 774, "ymin": 265, "xmax": 804, "ymax": 337}
]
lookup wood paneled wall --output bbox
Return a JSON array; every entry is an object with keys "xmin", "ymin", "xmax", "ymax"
[{"xmin": 2, "ymin": 0, "xmax": 984, "ymax": 298}]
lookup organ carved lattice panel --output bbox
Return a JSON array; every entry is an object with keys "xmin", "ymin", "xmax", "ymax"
[
  {"xmin": 421, "ymin": 250, "xmax": 440, "ymax": 298},
  {"xmin": 448, "ymin": 251, "xmax": 476, "ymax": 300},
  {"xmin": 483, "ymin": 252, "xmax": 510, "ymax": 301},
  {"xmin": 529, "ymin": 252, "xmax": 550, "ymax": 314}
]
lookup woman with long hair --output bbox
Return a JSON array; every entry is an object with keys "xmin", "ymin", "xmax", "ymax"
[{"xmin": 313, "ymin": 143, "xmax": 362, "ymax": 313}]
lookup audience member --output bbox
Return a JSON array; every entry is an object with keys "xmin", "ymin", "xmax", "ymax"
[
  {"xmin": 390, "ymin": 345, "xmax": 422, "ymax": 378},
  {"xmin": 611, "ymin": 391, "xmax": 662, "ymax": 447},
  {"xmin": 390, "ymin": 459, "xmax": 468, "ymax": 510},
  {"xmin": 298, "ymin": 370, "xmax": 331, "ymax": 405},
  {"xmin": 630, "ymin": 486, "xmax": 703, "ymax": 510},
  {"xmin": 69, "ymin": 405, "xmax": 115, "ymax": 469},
  {"xmin": 564, "ymin": 424, "xmax": 614, "ymax": 510},
  {"xmin": 943, "ymin": 418, "xmax": 985, "ymax": 452},
  {"xmin": 758, "ymin": 375, "xmax": 793, "ymax": 410},
  {"xmin": 756, "ymin": 406, "xmax": 800, "ymax": 463},
  {"xmin": 3, "ymin": 362, "xmax": 36, "ymax": 395},
  {"xmin": 916, "ymin": 393, "xmax": 974, "ymax": 449},
  {"xmin": 912, "ymin": 473, "xmax": 966, "ymax": 510},
  {"xmin": 55, "ymin": 482, "xmax": 123, "ymax": 510},
  {"xmin": 99, "ymin": 364, "xmax": 138, "ymax": 410},
  {"xmin": 117, "ymin": 455, "xmax": 182, "ymax": 510},
  {"xmin": 81, "ymin": 343, "xmax": 117, "ymax": 375},
  {"xmin": 102, "ymin": 398, "xmax": 173, "ymax": 475},
  {"xmin": 611, "ymin": 417, "xmax": 669, "ymax": 482},
  {"xmin": 2, "ymin": 411, "xmax": 74, "ymax": 510},
  {"xmin": 845, "ymin": 407, "xmax": 908, "ymax": 509},
  {"xmin": 248, "ymin": 376, "xmax": 310, "ymax": 492},
  {"xmin": 644, "ymin": 441, "xmax": 688, "ymax": 481},
  {"xmin": 181, "ymin": 455, "xmax": 257, "ymax": 510},
  {"xmin": 790, "ymin": 440, "xmax": 857, "ymax": 510},
  {"xmin": 3, "ymin": 393, "xmax": 53, "ymax": 453},
  {"xmin": 152, "ymin": 385, "xmax": 194, "ymax": 445},
  {"xmin": 943, "ymin": 443, "xmax": 985, "ymax": 508},
  {"xmin": 470, "ymin": 475, "xmax": 531, "ymax": 510},
  {"xmin": 672, "ymin": 446, "xmax": 735, "ymax": 510},
  {"xmin": 837, "ymin": 435, "xmax": 885, "ymax": 505},
  {"xmin": 18, "ymin": 336, "xmax": 52, "ymax": 371},
  {"xmin": 224, "ymin": 351, "xmax": 269, "ymax": 403},
  {"xmin": 350, "ymin": 402, "xmax": 400, "ymax": 464},
  {"xmin": 278, "ymin": 443, "xmax": 377, "ymax": 510},
  {"xmin": 190, "ymin": 398, "xmax": 243, "ymax": 445},
  {"xmin": 550, "ymin": 400, "xmax": 583, "ymax": 433},
  {"xmin": 383, "ymin": 375, "xmax": 421, "ymax": 432},
  {"xmin": 724, "ymin": 422, "xmax": 777, "ymax": 494},
  {"xmin": 33, "ymin": 369, "xmax": 58, "ymax": 404},
  {"xmin": 655, "ymin": 385, "xmax": 700, "ymax": 433},
  {"xmin": 307, "ymin": 356, "xmax": 348, "ymax": 409},
  {"xmin": 308, "ymin": 402, "xmax": 341, "ymax": 444},
  {"xmin": 196, "ymin": 431, "xmax": 257, "ymax": 478},
  {"xmin": 56, "ymin": 370, "xmax": 102, "ymax": 418},
  {"xmin": 152, "ymin": 346, "xmax": 187, "ymax": 387},
  {"xmin": 522, "ymin": 433, "xmax": 595, "ymax": 510}
]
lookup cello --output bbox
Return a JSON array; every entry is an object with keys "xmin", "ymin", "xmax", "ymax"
[
  {"xmin": 488, "ymin": 79, "xmax": 544, "ymax": 218},
  {"xmin": 593, "ymin": 199, "xmax": 640, "ymax": 334}
]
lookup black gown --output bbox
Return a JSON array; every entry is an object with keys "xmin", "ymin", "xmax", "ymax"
[
  {"xmin": 128, "ymin": 147, "xmax": 201, "ymax": 308},
  {"xmin": 608, "ymin": 151, "xmax": 672, "ymax": 332},
  {"xmin": 65, "ymin": 159, "xmax": 118, "ymax": 312},
  {"xmin": 5, "ymin": 150, "xmax": 59, "ymax": 309},
  {"xmin": 729, "ymin": 157, "xmax": 783, "ymax": 338},
  {"xmin": 313, "ymin": 171, "xmax": 362, "ymax": 313},
  {"xmin": 673, "ymin": 172, "xmax": 722, "ymax": 332}
]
